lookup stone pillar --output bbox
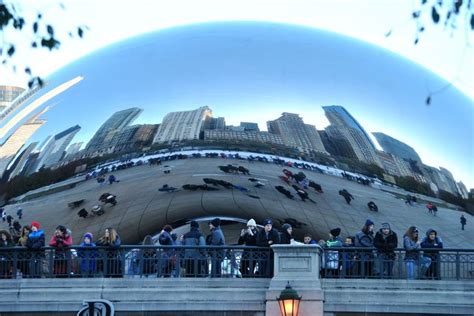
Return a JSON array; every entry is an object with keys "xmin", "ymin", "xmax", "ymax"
[{"xmin": 266, "ymin": 245, "xmax": 324, "ymax": 316}]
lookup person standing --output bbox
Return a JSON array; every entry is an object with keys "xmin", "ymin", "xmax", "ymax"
[
  {"xmin": 49, "ymin": 225, "xmax": 73, "ymax": 277},
  {"xmin": 421, "ymin": 229, "xmax": 443, "ymax": 279},
  {"xmin": 26, "ymin": 221, "xmax": 45, "ymax": 278},
  {"xmin": 238, "ymin": 219, "xmax": 259, "ymax": 277},
  {"xmin": 279, "ymin": 223, "xmax": 293, "ymax": 244},
  {"xmin": 78, "ymin": 232, "xmax": 98, "ymax": 277},
  {"xmin": 323, "ymin": 228, "xmax": 343, "ymax": 277},
  {"xmin": 96, "ymin": 228, "xmax": 122, "ymax": 277},
  {"xmin": 460, "ymin": 215, "xmax": 467, "ymax": 231},
  {"xmin": 355, "ymin": 219, "xmax": 375, "ymax": 277},
  {"xmin": 256, "ymin": 219, "xmax": 280, "ymax": 277},
  {"xmin": 16, "ymin": 208, "xmax": 23, "ymax": 220},
  {"xmin": 158, "ymin": 225, "xmax": 175, "ymax": 277},
  {"xmin": 207, "ymin": 218, "xmax": 225, "ymax": 277},
  {"xmin": 182, "ymin": 221, "xmax": 206, "ymax": 277},
  {"xmin": 426, "ymin": 202, "xmax": 434, "ymax": 215},
  {"xmin": 403, "ymin": 226, "xmax": 431, "ymax": 280},
  {"xmin": 374, "ymin": 223, "xmax": 398, "ymax": 278},
  {"xmin": 0, "ymin": 230, "xmax": 14, "ymax": 278}
]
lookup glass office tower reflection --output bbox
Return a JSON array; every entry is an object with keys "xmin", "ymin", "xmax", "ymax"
[{"xmin": 0, "ymin": 22, "xmax": 472, "ymax": 244}]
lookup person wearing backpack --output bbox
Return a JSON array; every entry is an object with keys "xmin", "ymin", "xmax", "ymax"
[{"xmin": 182, "ymin": 221, "xmax": 206, "ymax": 277}]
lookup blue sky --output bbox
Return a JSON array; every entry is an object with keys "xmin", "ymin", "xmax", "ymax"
[{"xmin": 1, "ymin": 0, "xmax": 473, "ymax": 188}]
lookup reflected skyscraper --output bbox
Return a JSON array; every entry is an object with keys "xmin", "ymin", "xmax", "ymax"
[
  {"xmin": 267, "ymin": 112, "xmax": 327, "ymax": 154},
  {"xmin": 323, "ymin": 105, "xmax": 376, "ymax": 149},
  {"xmin": 85, "ymin": 107, "xmax": 143, "ymax": 154},
  {"xmin": 373, "ymin": 132, "xmax": 422, "ymax": 163},
  {"xmin": 323, "ymin": 106, "xmax": 381, "ymax": 166},
  {"xmin": 6, "ymin": 142, "xmax": 38, "ymax": 180},
  {"xmin": 153, "ymin": 106, "xmax": 212, "ymax": 143},
  {"xmin": 0, "ymin": 85, "xmax": 25, "ymax": 112},
  {"xmin": 35, "ymin": 125, "xmax": 81, "ymax": 170},
  {"xmin": 0, "ymin": 108, "xmax": 47, "ymax": 177}
]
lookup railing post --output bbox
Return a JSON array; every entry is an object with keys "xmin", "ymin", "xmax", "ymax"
[
  {"xmin": 456, "ymin": 251, "xmax": 461, "ymax": 280},
  {"xmin": 266, "ymin": 245, "xmax": 324, "ymax": 316}
]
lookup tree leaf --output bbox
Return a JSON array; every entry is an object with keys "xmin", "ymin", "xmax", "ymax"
[
  {"xmin": 41, "ymin": 37, "xmax": 61, "ymax": 50},
  {"xmin": 37, "ymin": 13, "xmax": 42, "ymax": 19},
  {"xmin": 31, "ymin": 41, "xmax": 38, "ymax": 48},
  {"xmin": 471, "ymin": 13, "xmax": 474, "ymax": 30},
  {"xmin": 7, "ymin": 45, "xmax": 15, "ymax": 56},
  {"xmin": 419, "ymin": 26, "xmax": 425, "ymax": 32},
  {"xmin": 0, "ymin": 4, "xmax": 14, "ymax": 30},
  {"xmin": 426, "ymin": 96, "xmax": 431, "ymax": 105},
  {"xmin": 33, "ymin": 21, "xmax": 38, "ymax": 33},
  {"xmin": 454, "ymin": 0, "xmax": 463, "ymax": 14},
  {"xmin": 431, "ymin": 6, "xmax": 440, "ymax": 23},
  {"xmin": 414, "ymin": 38, "xmax": 419, "ymax": 45},
  {"xmin": 385, "ymin": 30, "xmax": 392, "ymax": 37},
  {"xmin": 77, "ymin": 27, "xmax": 83, "ymax": 38},
  {"xmin": 412, "ymin": 11, "xmax": 421, "ymax": 18},
  {"xmin": 46, "ymin": 24, "xmax": 54, "ymax": 35},
  {"xmin": 421, "ymin": 0, "xmax": 427, "ymax": 4},
  {"xmin": 24, "ymin": 67, "xmax": 31, "ymax": 75}
]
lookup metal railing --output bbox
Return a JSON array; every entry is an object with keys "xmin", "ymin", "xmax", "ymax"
[
  {"xmin": 319, "ymin": 247, "xmax": 474, "ymax": 280},
  {"xmin": 0, "ymin": 245, "xmax": 273, "ymax": 279}
]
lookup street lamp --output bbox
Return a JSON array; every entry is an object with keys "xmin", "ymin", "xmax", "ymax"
[{"xmin": 277, "ymin": 282, "xmax": 302, "ymax": 316}]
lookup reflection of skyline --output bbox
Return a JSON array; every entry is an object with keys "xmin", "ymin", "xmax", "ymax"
[
  {"xmin": 1, "ymin": 22, "xmax": 472, "ymax": 189},
  {"xmin": 14, "ymin": 103, "xmax": 462, "ymax": 198}
]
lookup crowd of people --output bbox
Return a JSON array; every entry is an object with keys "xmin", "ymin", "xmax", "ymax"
[{"xmin": 0, "ymin": 213, "xmax": 457, "ymax": 281}]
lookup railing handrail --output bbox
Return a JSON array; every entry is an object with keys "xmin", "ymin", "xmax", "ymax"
[{"xmin": 0, "ymin": 245, "xmax": 272, "ymax": 251}]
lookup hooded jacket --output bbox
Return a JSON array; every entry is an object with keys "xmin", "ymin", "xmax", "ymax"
[{"xmin": 420, "ymin": 228, "xmax": 443, "ymax": 259}]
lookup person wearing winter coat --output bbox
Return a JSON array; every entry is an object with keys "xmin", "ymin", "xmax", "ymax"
[
  {"xmin": 238, "ymin": 219, "xmax": 259, "ymax": 277},
  {"xmin": 77, "ymin": 232, "xmax": 98, "ymax": 277},
  {"xmin": 323, "ymin": 228, "xmax": 343, "ymax": 277},
  {"xmin": 158, "ymin": 225, "xmax": 175, "ymax": 277},
  {"xmin": 355, "ymin": 219, "xmax": 375, "ymax": 277},
  {"xmin": 26, "ymin": 221, "xmax": 45, "ymax": 277},
  {"xmin": 207, "ymin": 218, "xmax": 225, "ymax": 277},
  {"xmin": 421, "ymin": 228, "xmax": 443, "ymax": 279},
  {"xmin": 460, "ymin": 215, "xmax": 467, "ymax": 231},
  {"xmin": 403, "ymin": 226, "xmax": 431, "ymax": 280},
  {"xmin": 96, "ymin": 227, "xmax": 122, "ymax": 277},
  {"xmin": 256, "ymin": 219, "xmax": 280, "ymax": 277},
  {"xmin": 0, "ymin": 230, "xmax": 14, "ymax": 278},
  {"xmin": 49, "ymin": 225, "xmax": 73, "ymax": 277},
  {"xmin": 182, "ymin": 221, "xmax": 206, "ymax": 277},
  {"xmin": 279, "ymin": 223, "xmax": 293, "ymax": 244},
  {"xmin": 374, "ymin": 223, "xmax": 398, "ymax": 278}
]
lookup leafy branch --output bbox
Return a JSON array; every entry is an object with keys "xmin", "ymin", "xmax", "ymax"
[{"xmin": 0, "ymin": 2, "xmax": 87, "ymax": 88}]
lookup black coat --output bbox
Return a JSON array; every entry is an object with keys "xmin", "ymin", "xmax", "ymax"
[
  {"xmin": 256, "ymin": 229, "xmax": 280, "ymax": 247},
  {"xmin": 238, "ymin": 229, "xmax": 258, "ymax": 246},
  {"xmin": 374, "ymin": 230, "xmax": 398, "ymax": 256},
  {"xmin": 279, "ymin": 231, "xmax": 292, "ymax": 244}
]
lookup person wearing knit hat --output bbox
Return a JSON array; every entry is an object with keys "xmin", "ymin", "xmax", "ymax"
[
  {"xmin": 256, "ymin": 218, "xmax": 280, "ymax": 277},
  {"xmin": 330, "ymin": 228, "xmax": 341, "ymax": 238},
  {"xmin": 30, "ymin": 221, "xmax": 41, "ymax": 230},
  {"xmin": 262, "ymin": 219, "xmax": 272, "ymax": 226},
  {"xmin": 79, "ymin": 232, "xmax": 97, "ymax": 276},
  {"xmin": 365, "ymin": 219, "xmax": 375, "ymax": 227},
  {"xmin": 374, "ymin": 222, "xmax": 398, "ymax": 278},
  {"xmin": 210, "ymin": 218, "xmax": 221, "ymax": 228},
  {"xmin": 26, "ymin": 220, "xmax": 45, "ymax": 277},
  {"xmin": 49, "ymin": 224, "xmax": 73, "ymax": 276},
  {"xmin": 280, "ymin": 223, "xmax": 293, "ymax": 244},
  {"xmin": 323, "ymin": 227, "xmax": 343, "ymax": 276},
  {"xmin": 355, "ymin": 219, "xmax": 375, "ymax": 277},
  {"xmin": 246, "ymin": 219, "xmax": 257, "ymax": 227},
  {"xmin": 182, "ymin": 220, "xmax": 206, "ymax": 276},
  {"xmin": 238, "ymin": 219, "xmax": 260, "ymax": 277},
  {"xmin": 207, "ymin": 217, "xmax": 225, "ymax": 277}
]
